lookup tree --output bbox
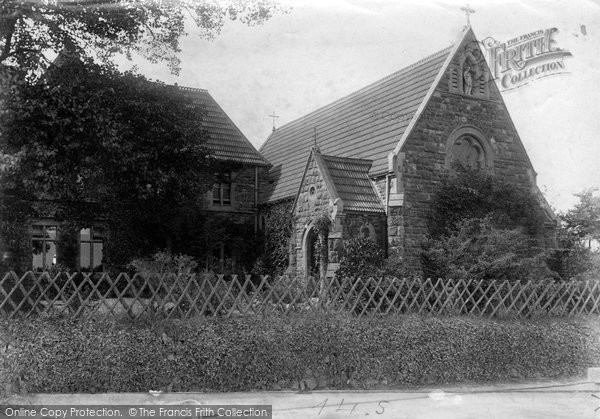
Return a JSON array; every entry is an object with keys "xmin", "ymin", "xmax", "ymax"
[
  {"xmin": 553, "ymin": 189, "xmax": 600, "ymax": 279},
  {"xmin": 0, "ymin": 57, "xmax": 216, "ymax": 267},
  {"xmin": 0, "ymin": 0, "xmax": 284, "ymax": 270},
  {"xmin": 0, "ymin": 0, "xmax": 283, "ymax": 74},
  {"xmin": 561, "ymin": 188, "xmax": 600, "ymax": 250}
]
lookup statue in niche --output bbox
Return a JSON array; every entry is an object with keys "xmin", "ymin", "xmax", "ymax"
[
  {"xmin": 463, "ymin": 65, "xmax": 473, "ymax": 95},
  {"xmin": 459, "ymin": 41, "xmax": 488, "ymax": 97}
]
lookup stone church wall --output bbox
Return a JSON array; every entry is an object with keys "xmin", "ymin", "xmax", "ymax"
[{"xmin": 398, "ymin": 77, "xmax": 542, "ymax": 268}]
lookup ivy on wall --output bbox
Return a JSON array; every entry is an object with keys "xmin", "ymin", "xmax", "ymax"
[
  {"xmin": 422, "ymin": 167, "xmax": 555, "ymax": 281},
  {"xmin": 428, "ymin": 166, "xmax": 547, "ymax": 239},
  {"xmin": 255, "ymin": 199, "xmax": 294, "ymax": 276},
  {"xmin": 0, "ymin": 197, "xmax": 31, "ymax": 274}
]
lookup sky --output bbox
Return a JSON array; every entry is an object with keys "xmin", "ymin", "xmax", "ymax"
[{"xmin": 130, "ymin": 0, "xmax": 600, "ymax": 212}]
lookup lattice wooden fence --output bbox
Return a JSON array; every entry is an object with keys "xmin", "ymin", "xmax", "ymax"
[{"xmin": 1, "ymin": 271, "xmax": 599, "ymax": 319}]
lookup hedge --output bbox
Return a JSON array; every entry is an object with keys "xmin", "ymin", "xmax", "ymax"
[{"xmin": 1, "ymin": 313, "xmax": 600, "ymax": 396}]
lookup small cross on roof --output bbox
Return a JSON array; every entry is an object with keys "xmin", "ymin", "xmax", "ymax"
[{"xmin": 460, "ymin": 4, "xmax": 475, "ymax": 27}]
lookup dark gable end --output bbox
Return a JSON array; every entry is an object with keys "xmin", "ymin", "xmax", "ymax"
[
  {"xmin": 259, "ymin": 46, "xmax": 452, "ymax": 203},
  {"xmin": 178, "ymin": 86, "xmax": 270, "ymax": 167}
]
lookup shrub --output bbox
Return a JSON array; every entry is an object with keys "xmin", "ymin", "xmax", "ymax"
[
  {"xmin": 128, "ymin": 251, "xmax": 198, "ymax": 276},
  {"xmin": 127, "ymin": 251, "xmax": 201, "ymax": 314},
  {"xmin": 422, "ymin": 217, "xmax": 558, "ymax": 282},
  {"xmin": 2, "ymin": 313, "xmax": 598, "ymax": 396},
  {"xmin": 428, "ymin": 166, "xmax": 547, "ymax": 239},
  {"xmin": 336, "ymin": 237, "xmax": 385, "ymax": 280},
  {"xmin": 335, "ymin": 239, "xmax": 420, "ymax": 313}
]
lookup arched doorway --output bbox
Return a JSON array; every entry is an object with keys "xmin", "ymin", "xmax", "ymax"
[{"xmin": 304, "ymin": 227, "xmax": 320, "ymax": 278}]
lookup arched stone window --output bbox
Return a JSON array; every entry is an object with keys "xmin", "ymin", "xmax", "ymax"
[
  {"xmin": 445, "ymin": 126, "xmax": 494, "ymax": 173},
  {"xmin": 450, "ymin": 135, "xmax": 486, "ymax": 170}
]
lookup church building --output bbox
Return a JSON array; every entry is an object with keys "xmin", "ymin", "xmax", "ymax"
[
  {"xmin": 2, "ymin": 26, "xmax": 557, "ymax": 277},
  {"xmin": 259, "ymin": 27, "xmax": 557, "ymax": 277}
]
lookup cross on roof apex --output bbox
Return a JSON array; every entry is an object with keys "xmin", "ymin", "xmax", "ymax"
[
  {"xmin": 460, "ymin": 4, "xmax": 475, "ymax": 28},
  {"xmin": 268, "ymin": 111, "xmax": 279, "ymax": 132}
]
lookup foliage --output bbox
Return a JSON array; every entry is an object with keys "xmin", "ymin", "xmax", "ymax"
[
  {"xmin": 126, "ymin": 250, "xmax": 202, "ymax": 314},
  {"xmin": 268, "ymin": 275, "xmax": 315, "ymax": 305},
  {"xmin": 0, "ymin": 0, "xmax": 284, "ymax": 74},
  {"xmin": 190, "ymin": 211, "xmax": 260, "ymax": 275},
  {"xmin": 55, "ymin": 223, "xmax": 79, "ymax": 270},
  {"xmin": 335, "ymin": 239, "xmax": 419, "ymax": 313},
  {"xmin": 336, "ymin": 238, "xmax": 417, "ymax": 280},
  {"xmin": 336, "ymin": 237, "xmax": 385, "ymax": 280},
  {"xmin": 554, "ymin": 189, "xmax": 600, "ymax": 279},
  {"xmin": 312, "ymin": 212, "xmax": 331, "ymax": 280},
  {"xmin": 380, "ymin": 248, "xmax": 420, "ymax": 279},
  {"xmin": 128, "ymin": 250, "xmax": 198, "ymax": 277},
  {"xmin": 2, "ymin": 314, "xmax": 598, "ymax": 395},
  {"xmin": 428, "ymin": 167, "xmax": 547, "ymax": 239},
  {"xmin": 313, "ymin": 211, "xmax": 332, "ymax": 237},
  {"xmin": 422, "ymin": 217, "xmax": 557, "ymax": 282},
  {"xmin": 0, "ymin": 195, "xmax": 30, "ymax": 274},
  {"xmin": 255, "ymin": 199, "xmax": 293, "ymax": 276},
  {"xmin": 0, "ymin": 58, "xmax": 220, "ymax": 267},
  {"xmin": 0, "ymin": 0, "xmax": 283, "ymax": 270},
  {"xmin": 1, "ymin": 60, "xmax": 213, "ymax": 213},
  {"xmin": 561, "ymin": 188, "xmax": 600, "ymax": 248}
]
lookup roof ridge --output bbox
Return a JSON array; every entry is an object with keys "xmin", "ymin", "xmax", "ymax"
[
  {"xmin": 321, "ymin": 154, "xmax": 373, "ymax": 165},
  {"xmin": 268, "ymin": 45, "xmax": 453, "ymax": 137},
  {"xmin": 177, "ymin": 85, "xmax": 209, "ymax": 93}
]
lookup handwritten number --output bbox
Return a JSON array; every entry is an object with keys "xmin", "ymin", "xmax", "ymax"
[
  {"xmin": 313, "ymin": 398, "xmax": 328, "ymax": 415},
  {"xmin": 335, "ymin": 398, "xmax": 358, "ymax": 415},
  {"xmin": 376, "ymin": 401, "xmax": 389, "ymax": 415}
]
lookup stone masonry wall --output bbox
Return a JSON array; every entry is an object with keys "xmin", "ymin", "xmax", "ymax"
[
  {"xmin": 398, "ymin": 56, "xmax": 539, "ymax": 269},
  {"xmin": 203, "ymin": 165, "xmax": 266, "ymax": 215},
  {"xmin": 293, "ymin": 156, "xmax": 332, "ymax": 277}
]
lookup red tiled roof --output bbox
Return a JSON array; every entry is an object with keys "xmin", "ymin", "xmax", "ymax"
[
  {"xmin": 259, "ymin": 46, "xmax": 452, "ymax": 202},
  {"xmin": 178, "ymin": 86, "xmax": 269, "ymax": 167},
  {"xmin": 317, "ymin": 153, "xmax": 384, "ymax": 213}
]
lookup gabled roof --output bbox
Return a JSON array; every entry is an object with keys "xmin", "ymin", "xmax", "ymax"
[
  {"xmin": 178, "ymin": 86, "xmax": 270, "ymax": 167},
  {"xmin": 259, "ymin": 44, "xmax": 453, "ymax": 202},
  {"xmin": 294, "ymin": 148, "xmax": 384, "ymax": 214},
  {"xmin": 50, "ymin": 53, "xmax": 267, "ymax": 167},
  {"xmin": 317, "ymin": 153, "xmax": 385, "ymax": 213}
]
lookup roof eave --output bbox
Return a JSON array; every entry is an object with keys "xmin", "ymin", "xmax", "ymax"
[{"xmin": 389, "ymin": 26, "xmax": 472, "ymax": 169}]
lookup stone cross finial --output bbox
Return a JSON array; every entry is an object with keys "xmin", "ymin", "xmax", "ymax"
[{"xmin": 460, "ymin": 4, "xmax": 475, "ymax": 27}]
